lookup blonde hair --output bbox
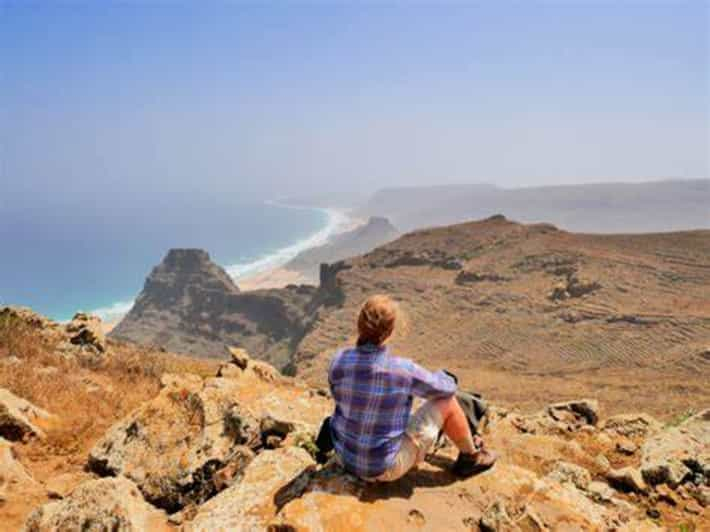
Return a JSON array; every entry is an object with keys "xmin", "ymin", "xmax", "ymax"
[{"xmin": 357, "ymin": 294, "xmax": 398, "ymax": 347}]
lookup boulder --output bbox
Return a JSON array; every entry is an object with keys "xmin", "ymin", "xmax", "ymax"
[
  {"xmin": 0, "ymin": 437, "xmax": 38, "ymax": 501},
  {"xmin": 88, "ymin": 376, "xmax": 259, "ymax": 512},
  {"xmin": 185, "ymin": 447, "xmax": 315, "ymax": 531},
  {"xmin": 548, "ymin": 399, "xmax": 600, "ymax": 428},
  {"xmin": 228, "ymin": 347, "xmax": 250, "ymax": 370},
  {"xmin": 65, "ymin": 312, "xmax": 106, "ymax": 353},
  {"xmin": 23, "ymin": 477, "xmax": 169, "ymax": 532},
  {"xmin": 0, "ymin": 387, "xmax": 56, "ymax": 441},
  {"xmin": 606, "ymin": 467, "xmax": 647, "ymax": 494},
  {"xmin": 640, "ymin": 409, "xmax": 709, "ymax": 488},
  {"xmin": 601, "ymin": 413, "xmax": 663, "ymax": 439},
  {"xmin": 615, "ymin": 438, "xmax": 638, "ymax": 455},
  {"xmin": 546, "ymin": 461, "xmax": 591, "ymax": 490}
]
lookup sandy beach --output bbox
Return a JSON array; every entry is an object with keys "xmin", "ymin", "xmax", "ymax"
[{"xmin": 234, "ymin": 209, "xmax": 365, "ymax": 291}]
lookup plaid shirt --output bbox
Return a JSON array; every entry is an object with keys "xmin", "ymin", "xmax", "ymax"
[{"xmin": 328, "ymin": 344, "xmax": 457, "ymax": 478}]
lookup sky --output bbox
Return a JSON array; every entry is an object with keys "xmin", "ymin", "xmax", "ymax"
[{"xmin": 1, "ymin": 1, "xmax": 708, "ymax": 217}]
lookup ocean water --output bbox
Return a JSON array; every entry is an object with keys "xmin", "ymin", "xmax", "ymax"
[{"xmin": 0, "ymin": 202, "xmax": 347, "ymax": 322}]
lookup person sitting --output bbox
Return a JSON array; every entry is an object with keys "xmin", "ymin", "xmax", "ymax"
[{"xmin": 323, "ymin": 294, "xmax": 497, "ymax": 482}]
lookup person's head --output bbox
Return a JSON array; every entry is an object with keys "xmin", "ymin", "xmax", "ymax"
[{"xmin": 357, "ymin": 294, "xmax": 398, "ymax": 347}]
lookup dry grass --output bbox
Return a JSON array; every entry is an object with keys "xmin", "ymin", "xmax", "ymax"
[{"xmin": 0, "ymin": 313, "xmax": 218, "ymax": 474}]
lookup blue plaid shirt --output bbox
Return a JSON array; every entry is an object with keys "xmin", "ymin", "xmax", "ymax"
[{"xmin": 328, "ymin": 344, "xmax": 457, "ymax": 478}]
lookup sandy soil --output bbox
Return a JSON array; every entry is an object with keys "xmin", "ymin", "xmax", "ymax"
[{"xmin": 236, "ymin": 267, "xmax": 315, "ymax": 291}]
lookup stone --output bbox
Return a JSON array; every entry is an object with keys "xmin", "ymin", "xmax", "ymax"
[
  {"xmin": 595, "ymin": 454, "xmax": 611, "ymax": 472},
  {"xmin": 261, "ymin": 415, "xmax": 296, "ymax": 440},
  {"xmin": 685, "ymin": 500, "xmax": 703, "ymax": 515},
  {"xmin": 0, "ymin": 387, "xmax": 56, "ymax": 441},
  {"xmin": 216, "ymin": 362, "xmax": 242, "ymax": 379},
  {"xmin": 640, "ymin": 409, "xmax": 709, "ymax": 487},
  {"xmin": 23, "ymin": 477, "xmax": 170, "ymax": 531},
  {"xmin": 228, "ymin": 346, "xmax": 250, "ymax": 370},
  {"xmin": 548, "ymin": 399, "xmax": 600, "ymax": 427},
  {"xmin": 601, "ymin": 413, "xmax": 663, "ymax": 439},
  {"xmin": 586, "ymin": 481, "xmax": 616, "ymax": 503},
  {"xmin": 88, "ymin": 376, "xmax": 258, "ymax": 512},
  {"xmin": 185, "ymin": 447, "xmax": 315, "ymax": 531},
  {"xmin": 615, "ymin": 438, "xmax": 637, "ymax": 455},
  {"xmin": 547, "ymin": 461, "xmax": 592, "ymax": 490},
  {"xmin": 65, "ymin": 312, "xmax": 106, "ymax": 353},
  {"xmin": 655, "ymin": 484, "xmax": 680, "ymax": 506},
  {"xmin": 479, "ymin": 500, "xmax": 514, "ymax": 532},
  {"xmin": 606, "ymin": 467, "xmax": 647, "ymax": 493}
]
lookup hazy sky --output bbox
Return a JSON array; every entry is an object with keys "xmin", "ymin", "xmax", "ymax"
[{"xmin": 1, "ymin": 1, "xmax": 708, "ymax": 215}]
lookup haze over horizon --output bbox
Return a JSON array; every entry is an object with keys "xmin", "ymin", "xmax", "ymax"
[{"xmin": 1, "ymin": 1, "xmax": 708, "ymax": 220}]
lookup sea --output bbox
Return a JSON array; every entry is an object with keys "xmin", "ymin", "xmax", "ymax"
[{"xmin": 0, "ymin": 202, "xmax": 348, "ymax": 323}]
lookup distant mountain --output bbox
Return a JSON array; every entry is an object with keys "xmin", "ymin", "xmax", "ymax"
[
  {"xmin": 284, "ymin": 216, "xmax": 400, "ymax": 281},
  {"xmin": 110, "ymin": 249, "xmax": 317, "ymax": 368},
  {"xmin": 358, "ymin": 179, "xmax": 710, "ymax": 233}
]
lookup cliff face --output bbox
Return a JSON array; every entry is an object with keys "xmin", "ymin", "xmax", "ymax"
[{"xmin": 110, "ymin": 249, "xmax": 317, "ymax": 369}]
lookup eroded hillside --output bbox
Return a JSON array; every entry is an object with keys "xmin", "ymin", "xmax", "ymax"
[{"xmin": 294, "ymin": 216, "xmax": 710, "ymax": 418}]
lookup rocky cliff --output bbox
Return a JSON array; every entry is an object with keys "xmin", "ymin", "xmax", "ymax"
[{"xmin": 111, "ymin": 249, "xmax": 317, "ymax": 369}]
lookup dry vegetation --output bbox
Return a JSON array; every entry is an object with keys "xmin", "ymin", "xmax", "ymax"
[{"xmin": 0, "ymin": 311, "xmax": 219, "ymax": 527}]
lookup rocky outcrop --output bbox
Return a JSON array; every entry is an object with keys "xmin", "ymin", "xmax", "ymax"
[
  {"xmin": 0, "ymin": 388, "xmax": 56, "ymax": 441},
  {"xmin": 23, "ymin": 477, "xmax": 170, "ymax": 532},
  {"xmin": 64, "ymin": 312, "xmax": 106, "ymax": 353},
  {"xmin": 87, "ymin": 374, "xmax": 260, "ymax": 512},
  {"xmin": 110, "ymin": 249, "xmax": 318, "ymax": 369},
  {"xmin": 640, "ymin": 409, "xmax": 709, "ymax": 487},
  {"xmin": 185, "ymin": 447, "xmax": 315, "ymax": 531}
]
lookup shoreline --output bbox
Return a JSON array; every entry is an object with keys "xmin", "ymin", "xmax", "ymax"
[
  {"xmin": 234, "ymin": 206, "xmax": 365, "ymax": 291},
  {"xmin": 97, "ymin": 204, "xmax": 364, "ymax": 328}
]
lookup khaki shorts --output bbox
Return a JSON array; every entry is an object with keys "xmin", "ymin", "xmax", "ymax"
[{"xmin": 366, "ymin": 399, "xmax": 444, "ymax": 482}]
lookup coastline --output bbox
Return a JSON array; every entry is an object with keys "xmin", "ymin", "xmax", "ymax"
[
  {"xmin": 96, "ymin": 204, "xmax": 364, "ymax": 329},
  {"xmin": 233, "ymin": 206, "xmax": 365, "ymax": 291}
]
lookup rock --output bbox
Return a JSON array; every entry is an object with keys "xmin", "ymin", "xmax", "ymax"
[
  {"xmin": 0, "ymin": 437, "xmax": 38, "ymax": 501},
  {"xmin": 228, "ymin": 346, "xmax": 250, "ymax": 370},
  {"xmin": 548, "ymin": 399, "xmax": 600, "ymax": 427},
  {"xmin": 246, "ymin": 360, "xmax": 284, "ymax": 383},
  {"xmin": 685, "ymin": 499, "xmax": 703, "ymax": 515},
  {"xmin": 595, "ymin": 454, "xmax": 611, "ymax": 472},
  {"xmin": 547, "ymin": 461, "xmax": 592, "ymax": 490},
  {"xmin": 585, "ymin": 481, "xmax": 616, "ymax": 503},
  {"xmin": 616, "ymin": 438, "xmax": 638, "ymax": 455},
  {"xmin": 687, "ymin": 484, "xmax": 710, "ymax": 507},
  {"xmin": 216, "ymin": 362, "xmax": 242, "ymax": 379},
  {"xmin": 88, "ymin": 376, "xmax": 258, "ymax": 512},
  {"xmin": 159, "ymin": 372, "xmax": 203, "ymax": 391},
  {"xmin": 0, "ymin": 387, "xmax": 56, "ymax": 441},
  {"xmin": 640, "ymin": 409, "xmax": 709, "ymax": 487},
  {"xmin": 23, "ymin": 477, "xmax": 170, "ymax": 531},
  {"xmin": 65, "ymin": 312, "xmax": 106, "ymax": 353},
  {"xmin": 606, "ymin": 467, "xmax": 647, "ymax": 493},
  {"xmin": 479, "ymin": 500, "xmax": 514, "ymax": 532},
  {"xmin": 655, "ymin": 484, "xmax": 680, "ymax": 505},
  {"xmin": 185, "ymin": 447, "xmax": 315, "ymax": 531},
  {"xmin": 44, "ymin": 472, "xmax": 93, "ymax": 500},
  {"xmin": 261, "ymin": 415, "xmax": 296, "ymax": 440},
  {"xmin": 601, "ymin": 413, "xmax": 663, "ymax": 439},
  {"xmin": 566, "ymin": 275, "xmax": 602, "ymax": 298}
]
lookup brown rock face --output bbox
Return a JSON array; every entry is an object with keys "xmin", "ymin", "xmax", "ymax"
[
  {"xmin": 0, "ymin": 388, "xmax": 56, "ymax": 441},
  {"xmin": 23, "ymin": 477, "xmax": 170, "ymax": 532},
  {"xmin": 110, "ymin": 248, "xmax": 317, "ymax": 369},
  {"xmin": 87, "ymin": 374, "xmax": 259, "ymax": 512}
]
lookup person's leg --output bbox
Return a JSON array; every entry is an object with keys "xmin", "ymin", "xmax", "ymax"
[
  {"xmin": 434, "ymin": 395, "xmax": 477, "ymax": 454},
  {"xmin": 430, "ymin": 395, "xmax": 497, "ymax": 477}
]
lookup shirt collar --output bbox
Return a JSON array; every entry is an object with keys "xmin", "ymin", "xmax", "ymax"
[{"xmin": 356, "ymin": 343, "xmax": 386, "ymax": 355}]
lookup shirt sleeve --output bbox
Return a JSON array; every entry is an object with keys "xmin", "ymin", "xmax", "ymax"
[{"xmin": 407, "ymin": 361, "xmax": 457, "ymax": 399}]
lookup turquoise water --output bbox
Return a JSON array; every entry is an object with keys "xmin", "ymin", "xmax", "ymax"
[{"xmin": 0, "ymin": 202, "xmax": 333, "ymax": 322}]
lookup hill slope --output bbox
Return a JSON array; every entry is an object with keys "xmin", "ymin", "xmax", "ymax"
[{"xmin": 294, "ymin": 215, "xmax": 710, "ymax": 417}]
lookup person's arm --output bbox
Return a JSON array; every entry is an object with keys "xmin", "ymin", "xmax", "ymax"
[{"xmin": 407, "ymin": 360, "xmax": 457, "ymax": 399}]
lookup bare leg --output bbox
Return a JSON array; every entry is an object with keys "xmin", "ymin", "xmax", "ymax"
[{"xmin": 433, "ymin": 396, "xmax": 477, "ymax": 454}]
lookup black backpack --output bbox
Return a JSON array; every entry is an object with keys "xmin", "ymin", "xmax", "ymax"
[{"xmin": 433, "ymin": 370, "xmax": 488, "ymax": 451}]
